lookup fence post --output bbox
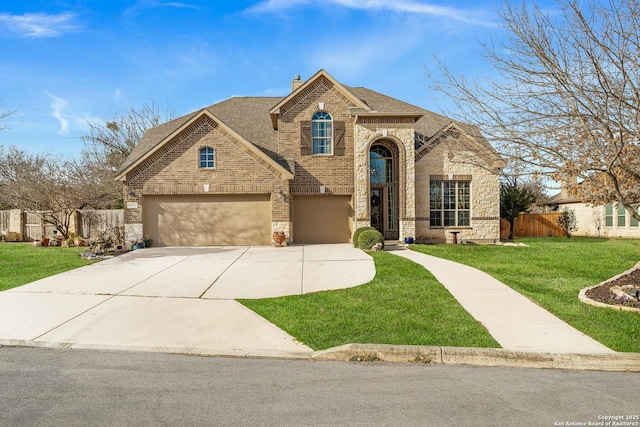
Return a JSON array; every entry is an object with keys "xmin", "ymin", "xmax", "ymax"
[
  {"xmin": 69, "ymin": 210, "xmax": 79, "ymax": 237},
  {"xmin": 9, "ymin": 209, "xmax": 24, "ymax": 242}
]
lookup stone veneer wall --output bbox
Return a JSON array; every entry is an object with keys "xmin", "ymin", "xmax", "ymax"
[
  {"xmin": 122, "ymin": 115, "xmax": 290, "ymax": 244},
  {"xmin": 415, "ymin": 142, "xmax": 501, "ymax": 243},
  {"xmin": 353, "ymin": 119, "xmax": 416, "ymax": 240}
]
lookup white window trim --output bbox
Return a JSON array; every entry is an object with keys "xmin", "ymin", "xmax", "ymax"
[
  {"xmin": 199, "ymin": 146, "xmax": 215, "ymax": 169},
  {"xmin": 429, "ymin": 180, "xmax": 471, "ymax": 228},
  {"xmin": 311, "ymin": 111, "xmax": 333, "ymax": 155}
]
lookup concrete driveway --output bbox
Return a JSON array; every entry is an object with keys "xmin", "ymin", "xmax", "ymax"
[{"xmin": 0, "ymin": 244, "xmax": 374, "ymax": 358}]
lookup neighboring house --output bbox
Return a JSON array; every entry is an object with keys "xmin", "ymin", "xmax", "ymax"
[
  {"xmin": 115, "ymin": 70, "xmax": 505, "ymax": 246},
  {"xmin": 547, "ymin": 190, "xmax": 640, "ymax": 238}
]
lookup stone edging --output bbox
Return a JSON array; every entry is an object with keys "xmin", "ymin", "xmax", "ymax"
[
  {"xmin": 312, "ymin": 343, "xmax": 640, "ymax": 372},
  {"xmin": 578, "ymin": 261, "xmax": 640, "ymax": 314}
]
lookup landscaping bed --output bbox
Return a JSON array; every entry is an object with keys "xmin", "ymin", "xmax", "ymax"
[{"xmin": 585, "ymin": 268, "xmax": 640, "ymax": 309}]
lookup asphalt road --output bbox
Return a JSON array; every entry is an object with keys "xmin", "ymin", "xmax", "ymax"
[{"xmin": 1, "ymin": 347, "xmax": 639, "ymax": 427}]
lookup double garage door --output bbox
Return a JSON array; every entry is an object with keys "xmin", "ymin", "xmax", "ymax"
[{"xmin": 144, "ymin": 194, "xmax": 271, "ymax": 246}]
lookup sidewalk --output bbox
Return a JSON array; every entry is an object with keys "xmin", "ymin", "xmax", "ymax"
[{"xmin": 386, "ymin": 247, "xmax": 613, "ymax": 354}]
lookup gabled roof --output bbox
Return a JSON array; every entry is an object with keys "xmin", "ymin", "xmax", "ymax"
[
  {"xmin": 206, "ymin": 97, "xmax": 280, "ymax": 158},
  {"xmin": 116, "ymin": 69, "xmax": 504, "ymax": 180},
  {"xmin": 118, "ymin": 112, "xmax": 198, "ymax": 174},
  {"xmin": 269, "ymin": 69, "xmax": 371, "ymax": 128},
  {"xmin": 345, "ymin": 86, "xmax": 425, "ymax": 119},
  {"xmin": 348, "ymin": 86, "xmax": 505, "ymax": 168},
  {"xmin": 115, "ymin": 108, "xmax": 292, "ymax": 181}
]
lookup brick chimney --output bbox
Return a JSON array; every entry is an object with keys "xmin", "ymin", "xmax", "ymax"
[{"xmin": 292, "ymin": 74, "xmax": 303, "ymax": 92}]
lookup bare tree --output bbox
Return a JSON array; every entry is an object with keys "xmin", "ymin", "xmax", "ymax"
[
  {"xmin": 80, "ymin": 100, "xmax": 174, "ymax": 208},
  {"xmin": 0, "ymin": 99, "xmax": 16, "ymax": 131},
  {"xmin": 428, "ymin": 0, "xmax": 640, "ymax": 221},
  {"xmin": 0, "ymin": 146, "xmax": 110, "ymax": 238}
]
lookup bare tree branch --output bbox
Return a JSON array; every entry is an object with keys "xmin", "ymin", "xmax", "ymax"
[
  {"xmin": 0, "ymin": 146, "xmax": 114, "ymax": 238},
  {"xmin": 0, "ymin": 99, "xmax": 16, "ymax": 131},
  {"xmin": 79, "ymin": 100, "xmax": 174, "ymax": 208},
  {"xmin": 427, "ymin": 0, "xmax": 640, "ymax": 222}
]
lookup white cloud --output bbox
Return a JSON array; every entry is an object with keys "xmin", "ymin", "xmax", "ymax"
[
  {"xmin": 163, "ymin": 2, "xmax": 200, "ymax": 9},
  {"xmin": 124, "ymin": 1, "xmax": 200, "ymax": 16},
  {"xmin": 0, "ymin": 12, "xmax": 79, "ymax": 38},
  {"xmin": 248, "ymin": 0, "xmax": 310, "ymax": 12},
  {"xmin": 45, "ymin": 92, "xmax": 70, "ymax": 135},
  {"xmin": 247, "ymin": 0, "xmax": 495, "ymax": 25}
]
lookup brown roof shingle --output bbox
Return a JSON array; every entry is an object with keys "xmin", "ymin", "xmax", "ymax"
[{"xmin": 117, "ymin": 78, "xmax": 502, "ymax": 177}]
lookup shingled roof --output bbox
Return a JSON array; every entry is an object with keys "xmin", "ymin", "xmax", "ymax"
[
  {"xmin": 206, "ymin": 97, "xmax": 280, "ymax": 159},
  {"xmin": 117, "ymin": 74, "xmax": 501, "ymax": 178}
]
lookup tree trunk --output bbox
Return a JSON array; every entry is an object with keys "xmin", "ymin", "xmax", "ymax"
[{"xmin": 508, "ymin": 219, "xmax": 515, "ymax": 240}]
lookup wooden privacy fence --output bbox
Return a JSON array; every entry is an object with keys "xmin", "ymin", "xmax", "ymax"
[
  {"xmin": 80, "ymin": 210, "xmax": 123, "ymax": 240},
  {"xmin": 500, "ymin": 213, "xmax": 564, "ymax": 239},
  {"xmin": 23, "ymin": 211, "xmax": 56, "ymax": 241},
  {"xmin": 1, "ymin": 209, "xmax": 124, "ymax": 242}
]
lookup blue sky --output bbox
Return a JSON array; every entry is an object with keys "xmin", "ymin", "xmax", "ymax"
[{"xmin": 0, "ymin": 0, "xmax": 525, "ymax": 158}]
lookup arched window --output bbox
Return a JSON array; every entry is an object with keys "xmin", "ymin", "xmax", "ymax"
[
  {"xmin": 311, "ymin": 111, "xmax": 333, "ymax": 155},
  {"xmin": 199, "ymin": 147, "xmax": 215, "ymax": 168},
  {"xmin": 369, "ymin": 145, "xmax": 393, "ymax": 184}
]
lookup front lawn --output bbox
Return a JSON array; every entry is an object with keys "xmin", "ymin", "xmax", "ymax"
[
  {"xmin": 240, "ymin": 251, "xmax": 500, "ymax": 351},
  {"xmin": 0, "ymin": 243, "xmax": 95, "ymax": 291},
  {"xmin": 411, "ymin": 237, "xmax": 640, "ymax": 352}
]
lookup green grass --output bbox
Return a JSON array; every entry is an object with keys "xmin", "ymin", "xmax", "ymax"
[
  {"xmin": 0, "ymin": 242, "xmax": 95, "ymax": 291},
  {"xmin": 240, "ymin": 251, "xmax": 500, "ymax": 351},
  {"xmin": 411, "ymin": 237, "xmax": 640, "ymax": 352}
]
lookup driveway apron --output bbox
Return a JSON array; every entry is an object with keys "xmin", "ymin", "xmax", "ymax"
[{"xmin": 0, "ymin": 244, "xmax": 375, "ymax": 357}]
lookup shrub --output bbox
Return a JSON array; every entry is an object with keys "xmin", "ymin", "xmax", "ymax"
[
  {"xmin": 352, "ymin": 226, "xmax": 376, "ymax": 247},
  {"xmin": 557, "ymin": 208, "xmax": 577, "ymax": 238},
  {"xmin": 358, "ymin": 229, "xmax": 384, "ymax": 250}
]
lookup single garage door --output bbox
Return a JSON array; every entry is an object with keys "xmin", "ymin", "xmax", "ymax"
[
  {"xmin": 293, "ymin": 195, "xmax": 352, "ymax": 244},
  {"xmin": 144, "ymin": 194, "xmax": 271, "ymax": 246}
]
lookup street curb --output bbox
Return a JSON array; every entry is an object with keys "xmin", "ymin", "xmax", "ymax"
[
  {"xmin": 3, "ymin": 340, "xmax": 639, "ymax": 372},
  {"xmin": 0, "ymin": 339, "xmax": 314, "ymax": 360},
  {"xmin": 312, "ymin": 344, "xmax": 640, "ymax": 372}
]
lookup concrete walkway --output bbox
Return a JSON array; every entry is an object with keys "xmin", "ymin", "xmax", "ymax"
[
  {"xmin": 387, "ymin": 247, "xmax": 613, "ymax": 354},
  {"xmin": 0, "ymin": 244, "xmax": 375, "ymax": 358}
]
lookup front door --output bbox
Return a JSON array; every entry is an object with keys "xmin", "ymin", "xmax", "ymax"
[
  {"xmin": 370, "ymin": 188, "xmax": 383, "ymax": 234},
  {"xmin": 370, "ymin": 142, "xmax": 399, "ymax": 240}
]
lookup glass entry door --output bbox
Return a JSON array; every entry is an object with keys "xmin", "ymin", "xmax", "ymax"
[
  {"xmin": 370, "ymin": 188, "xmax": 383, "ymax": 233},
  {"xmin": 370, "ymin": 142, "xmax": 399, "ymax": 240}
]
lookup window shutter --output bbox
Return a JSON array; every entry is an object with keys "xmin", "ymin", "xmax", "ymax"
[
  {"xmin": 334, "ymin": 120, "xmax": 345, "ymax": 156},
  {"xmin": 300, "ymin": 121, "xmax": 311, "ymax": 155}
]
